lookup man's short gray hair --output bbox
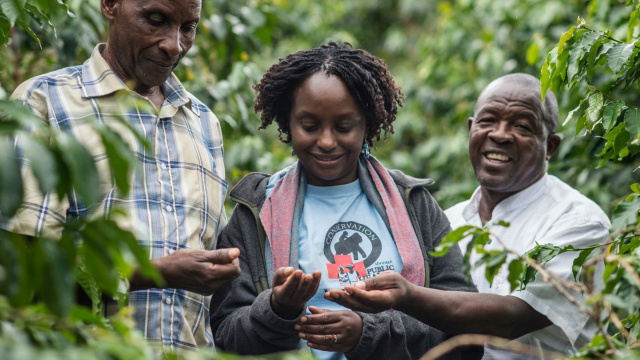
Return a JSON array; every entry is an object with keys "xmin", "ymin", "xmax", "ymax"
[{"xmin": 474, "ymin": 73, "xmax": 558, "ymax": 134}]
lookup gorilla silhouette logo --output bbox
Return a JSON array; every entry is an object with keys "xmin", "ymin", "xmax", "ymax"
[{"xmin": 334, "ymin": 231, "xmax": 367, "ymax": 260}]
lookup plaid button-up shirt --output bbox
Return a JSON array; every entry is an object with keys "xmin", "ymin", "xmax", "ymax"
[{"xmin": 4, "ymin": 44, "xmax": 227, "ymax": 351}]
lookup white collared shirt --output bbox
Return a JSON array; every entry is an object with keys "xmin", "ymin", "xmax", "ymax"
[{"xmin": 446, "ymin": 174, "xmax": 610, "ymax": 359}]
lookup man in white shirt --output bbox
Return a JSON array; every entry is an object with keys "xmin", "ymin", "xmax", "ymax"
[
  {"xmin": 445, "ymin": 73, "xmax": 610, "ymax": 358},
  {"xmin": 325, "ymin": 73, "xmax": 610, "ymax": 359}
]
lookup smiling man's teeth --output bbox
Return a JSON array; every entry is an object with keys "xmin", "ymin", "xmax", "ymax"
[{"xmin": 486, "ymin": 153, "xmax": 509, "ymax": 161}]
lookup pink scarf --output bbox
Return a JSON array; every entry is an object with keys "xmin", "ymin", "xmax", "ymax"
[{"xmin": 259, "ymin": 155, "xmax": 425, "ymax": 286}]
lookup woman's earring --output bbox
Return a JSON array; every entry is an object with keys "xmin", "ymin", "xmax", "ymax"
[
  {"xmin": 291, "ymin": 148, "xmax": 296, "ymax": 156},
  {"xmin": 362, "ymin": 143, "xmax": 370, "ymax": 159}
]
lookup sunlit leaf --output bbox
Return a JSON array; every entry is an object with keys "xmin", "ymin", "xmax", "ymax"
[
  {"xmin": 526, "ymin": 42, "xmax": 539, "ymax": 65},
  {"xmin": 558, "ymin": 26, "xmax": 577, "ymax": 53}
]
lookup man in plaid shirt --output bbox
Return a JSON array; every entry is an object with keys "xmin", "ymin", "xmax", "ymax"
[{"xmin": 2, "ymin": 0, "xmax": 241, "ymax": 352}]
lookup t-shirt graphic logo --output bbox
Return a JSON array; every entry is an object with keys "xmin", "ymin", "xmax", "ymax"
[
  {"xmin": 335, "ymin": 231, "xmax": 366, "ymax": 260},
  {"xmin": 324, "ymin": 221, "xmax": 382, "ymax": 285},
  {"xmin": 327, "ymin": 255, "xmax": 366, "ymax": 285}
]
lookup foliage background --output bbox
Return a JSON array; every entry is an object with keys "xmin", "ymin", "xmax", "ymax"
[
  {"xmin": 1, "ymin": 0, "xmax": 640, "ymax": 358},
  {"xmin": 2, "ymin": 0, "xmax": 637, "ymax": 215}
]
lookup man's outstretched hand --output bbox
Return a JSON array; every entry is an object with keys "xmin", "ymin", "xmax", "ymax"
[
  {"xmin": 131, "ymin": 248, "xmax": 241, "ymax": 295},
  {"xmin": 324, "ymin": 271, "xmax": 412, "ymax": 313}
]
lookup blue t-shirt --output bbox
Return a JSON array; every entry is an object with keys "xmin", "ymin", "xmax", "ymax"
[{"xmin": 267, "ymin": 170, "xmax": 403, "ymax": 359}]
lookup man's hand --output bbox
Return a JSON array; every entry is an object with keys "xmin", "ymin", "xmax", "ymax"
[
  {"xmin": 131, "ymin": 248, "xmax": 241, "ymax": 295},
  {"xmin": 270, "ymin": 267, "xmax": 321, "ymax": 319},
  {"xmin": 324, "ymin": 271, "xmax": 412, "ymax": 313},
  {"xmin": 296, "ymin": 306, "xmax": 363, "ymax": 353}
]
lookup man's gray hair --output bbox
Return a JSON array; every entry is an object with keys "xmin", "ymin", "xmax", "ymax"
[{"xmin": 474, "ymin": 73, "xmax": 559, "ymax": 134}]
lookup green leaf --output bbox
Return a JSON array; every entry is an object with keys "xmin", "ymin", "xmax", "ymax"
[
  {"xmin": 15, "ymin": 16, "xmax": 41, "ymax": 48},
  {"xmin": 587, "ymin": 40, "xmax": 613, "ymax": 81},
  {"xmin": 563, "ymin": 97, "xmax": 587, "ymax": 126},
  {"xmin": 0, "ymin": 137, "xmax": 23, "ymax": 217},
  {"xmin": 631, "ymin": 183, "xmax": 640, "ymax": 194},
  {"xmin": 18, "ymin": 134, "xmax": 59, "ymax": 195},
  {"xmin": 541, "ymin": 48, "xmax": 558, "ymax": 99},
  {"xmin": 75, "ymin": 267, "xmax": 103, "ymax": 314},
  {"xmin": 567, "ymin": 31, "xmax": 601, "ymax": 85},
  {"xmin": 483, "ymin": 251, "xmax": 508, "ymax": 285},
  {"xmin": 572, "ymin": 247, "xmax": 597, "ymax": 280},
  {"xmin": 3, "ymin": 234, "xmax": 35, "ymax": 306},
  {"xmin": 0, "ymin": 0, "xmax": 25, "ymax": 25},
  {"xmin": 575, "ymin": 112, "xmax": 587, "ymax": 137},
  {"xmin": 24, "ymin": 2, "xmax": 55, "ymax": 36},
  {"xmin": 99, "ymin": 127, "xmax": 134, "ymax": 196},
  {"xmin": 431, "ymin": 225, "xmax": 476, "ymax": 257},
  {"xmin": 606, "ymin": 42, "xmax": 636, "ymax": 73},
  {"xmin": 36, "ymin": 239, "xmax": 74, "ymax": 317},
  {"xmin": 526, "ymin": 243, "xmax": 565, "ymax": 265},
  {"xmin": 0, "ymin": 14, "xmax": 10, "ymax": 45},
  {"xmin": 495, "ymin": 220, "xmax": 510, "ymax": 228},
  {"xmin": 585, "ymin": 92, "xmax": 604, "ymax": 130},
  {"xmin": 628, "ymin": 8, "xmax": 640, "ymax": 43},
  {"xmin": 0, "ymin": 231, "xmax": 20, "ymax": 297},
  {"xmin": 624, "ymin": 107, "xmax": 640, "ymax": 140},
  {"xmin": 558, "ymin": 26, "xmax": 577, "ymax": 53},
  {"xmin": 553, "ymin": 43, "xmax": 571, "ymax": 83},
  {"xmin": 80, "ymin": 225, "xmax": 120, "ymax": 294},
  {"xmin": 601, "ymin": 122, "xmax": 631, "ymax": 157},
  {"xmin": 34, "ymin": 0, "xmax": 51, "ymax": 13},
  {"xmin": 612, "ymin": 195, "xmax": 640, "ymax": 231},
  {"xmin": 526, "ymin": 42, "xmax": 539, "ymax": 65},
  {"xmin": 54, "ymin": 132, "xmax": 100, "ymax": 206},
  {"xmin": 507, "ymin": 259, "xmax": 525, "ymax": 292},
  {"xmin": 602, "ymin": 99, "xmax": 626, "ymax": 131}
]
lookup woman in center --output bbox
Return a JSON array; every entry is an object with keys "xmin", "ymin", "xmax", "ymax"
[{"xmin": 210, "ymin": 41, "xmax": 480, "ymax": 360}]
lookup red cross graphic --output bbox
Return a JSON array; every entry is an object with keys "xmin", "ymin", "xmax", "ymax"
[{"xmin": 326, "ymin": 254, "xmax": 366, "ymax": 279}]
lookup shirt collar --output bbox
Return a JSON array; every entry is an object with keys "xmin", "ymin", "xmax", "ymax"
[
  {"xmin": 462, "ymin": 173, "xmax": 549, "ymax": 223},
  {"xmin": 81, "ymin": 44, "xmax": 192, "ymax": 109}
]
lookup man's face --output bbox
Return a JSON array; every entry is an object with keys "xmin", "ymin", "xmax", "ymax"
[
  {"xmin": 467, "ymin": 82, "xmax": 560, "ymax": 197},
  {"xmin": 102, "ymin": 0, "xmax": 201, "ymax": 91}
]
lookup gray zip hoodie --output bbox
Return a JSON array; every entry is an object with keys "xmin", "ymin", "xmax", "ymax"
[{"xmin": 210, "ymin": 170, "xmax": 482, "ymax": 360}]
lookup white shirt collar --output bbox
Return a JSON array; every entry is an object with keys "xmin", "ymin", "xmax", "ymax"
[{"xmin": 462, "ymin": 173, "xmax": 549, "ymax": 223}]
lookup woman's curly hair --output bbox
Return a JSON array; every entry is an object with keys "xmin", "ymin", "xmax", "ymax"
[{"xmin": 253, "ymin": 41, "xmax": 404, "ymax": 147}]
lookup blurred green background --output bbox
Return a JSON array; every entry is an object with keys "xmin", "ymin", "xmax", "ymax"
[{"xmin": 2, "ymin": 0, "xmax": 637, "ymax": 215}]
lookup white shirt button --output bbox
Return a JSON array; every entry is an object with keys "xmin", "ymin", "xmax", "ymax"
[
  {"xmin": 165, "ymin": 297, "xmax": 172, "ymax": 305},
  {"xmin": 165, "ymin": 205, "xmax": 173, "ymax": 212},
  {"xmin": 161, "ymin": 163, "xmax": 168, "ymax": 170}
]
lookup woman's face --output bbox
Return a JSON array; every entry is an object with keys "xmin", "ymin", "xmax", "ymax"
[{"xmin": 289, "ymin": 72, "xmax": 367, "ymax": 186}]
